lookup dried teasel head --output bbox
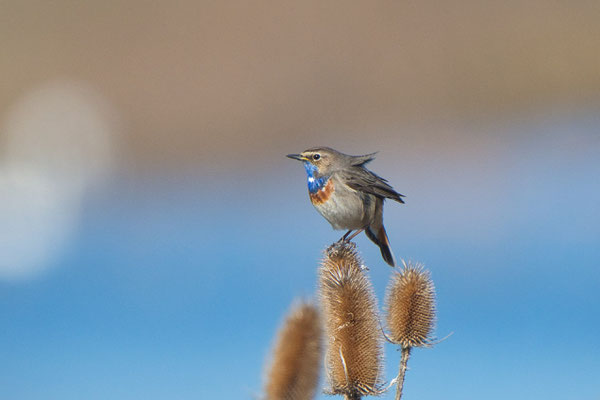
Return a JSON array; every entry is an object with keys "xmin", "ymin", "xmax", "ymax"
[
  {"xmin": 385, "ymin": 261, "xmax": 436, "ymax": 348},
  {"xmin": 319, "ymin": 242, "xmax": 384, "ymax": 398},
  {"xmin": 264, "ymin": 302, "xmax": 322, "ymax": 400}
]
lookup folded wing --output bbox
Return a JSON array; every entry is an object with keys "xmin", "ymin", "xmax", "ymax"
[{"xmin": 339, "ymin": 167, "xmax": 405, "ymax": 203}]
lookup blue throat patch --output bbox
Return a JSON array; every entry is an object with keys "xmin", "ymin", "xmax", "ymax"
[{"xmin": 303, "ymin": 162, "xmax": 328, "ymax": 193}]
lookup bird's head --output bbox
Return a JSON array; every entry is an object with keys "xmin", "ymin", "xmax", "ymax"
[{"xmin": 286, "ymin": 147, "xmax": 340, "ymax": 177}]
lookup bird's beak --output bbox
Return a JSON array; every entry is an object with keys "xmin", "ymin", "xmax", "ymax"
[{"xmin": 286, "ymin": 153, "xmax": 308, "ymax": 161}]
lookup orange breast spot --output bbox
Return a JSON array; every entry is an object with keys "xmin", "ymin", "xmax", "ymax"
[{"xmin": 309, "ymin": 179, "xmax": 334, "ymax": 205}]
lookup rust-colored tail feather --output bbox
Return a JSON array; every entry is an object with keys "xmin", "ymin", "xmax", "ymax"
[{"xmin": 366, "ymin": 225, "xmax": 396, "ymax": 267}]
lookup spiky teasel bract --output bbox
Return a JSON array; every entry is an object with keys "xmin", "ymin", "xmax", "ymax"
[
  {"xmin": 385, "ymin": 261, "xmax": 436, "ymax": 348},
  {"xmin": 264, "ymin": 302, "xmax": 322, "ymax": 400},
  {"xmin": 319, "ymin": 242, "xmax": 384, "ymax": 399},
  {"xmin": 385, "ymin": 261, "xmax": 436, "ymax": 400}
]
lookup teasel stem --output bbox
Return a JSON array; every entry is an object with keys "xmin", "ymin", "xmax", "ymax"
[
  {"xmin": 385, "ymin": 261, "xmax": 437, "ymax": 400},
  {"xmin": 395, "ymin": 346, "xmax": 411, "ymax": 400},
  {"xmin": 319, "ymin": 241, "xmax": 384, "ymax": 399},
  {"xmin": 344, "ymin": 392, "xmax": 361, "ymax": 400}
]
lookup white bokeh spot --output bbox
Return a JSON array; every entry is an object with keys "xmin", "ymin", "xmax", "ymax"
[{"xmin": 0, "ymin": 80, "xmax": 119, "ymax": 281}]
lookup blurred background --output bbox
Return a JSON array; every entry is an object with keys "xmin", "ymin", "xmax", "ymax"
[{"xmin": 1, "ymin": 1, "xmax": 599, "ymax": 399}]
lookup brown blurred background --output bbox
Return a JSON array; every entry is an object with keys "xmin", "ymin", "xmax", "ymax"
[{"xmin": 2, "ymin": 1, "xmax": 599, "ymax": 172}]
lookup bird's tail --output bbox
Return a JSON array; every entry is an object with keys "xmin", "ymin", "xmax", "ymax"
[{"xmin": 366, "ymin": 224, "xmax": 396, "ymax": 267}]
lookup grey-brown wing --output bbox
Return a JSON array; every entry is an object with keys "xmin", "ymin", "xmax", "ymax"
[{"xmin": 339, "ymin": 167, "xmax": 405, "ymax": 203}]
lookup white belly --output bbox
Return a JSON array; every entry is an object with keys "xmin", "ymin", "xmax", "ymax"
[{"xmin": 313, "ymin": 189, "xmax": 370, "ymax": 230}]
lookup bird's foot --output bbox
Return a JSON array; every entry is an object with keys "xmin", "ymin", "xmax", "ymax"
[
  {"xmin": 344, "ymin": 228, "xmax": 365, "ymax": 242},
  {"xmin": 338, "ymin": 230, "xmax": 353, "ymax": 243},
  {"xmin": 326, "ymin": 240, "xmax": 357, "ymax": 256}
]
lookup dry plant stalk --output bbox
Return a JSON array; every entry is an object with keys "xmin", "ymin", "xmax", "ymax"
[
  {"xmin": 385, "ymin": 261, "xmax": 436, "ymax": 400},
  {"xmin": 386, "ymin": 262, "xmax": 436, "ymax": 348},
  {"xmin": 319, "ymin": 242, "xmax": 383, "ymax": 400},
  {"xmin": 264, "ymin": 302, "xmax": 322, "ymax": 400}
]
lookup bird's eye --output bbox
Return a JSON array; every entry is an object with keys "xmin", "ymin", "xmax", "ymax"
[{"xmin": 313, "ymin": 153, "xmax": 321, "ymax": 161}]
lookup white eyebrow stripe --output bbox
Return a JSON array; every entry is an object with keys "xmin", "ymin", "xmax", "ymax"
[{"xmin": 308, "ymin": 177, "xmax": 315, "ymax": 182}]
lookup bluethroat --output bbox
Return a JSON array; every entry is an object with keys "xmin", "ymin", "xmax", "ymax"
[{"xmin": 287, "ymin": 147, "xmax": 404, "ymax": 267}]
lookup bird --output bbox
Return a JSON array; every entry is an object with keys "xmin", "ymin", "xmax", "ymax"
[{"xmin": 287, "ymin": 147, "xmax": 404, "ymax": 267}]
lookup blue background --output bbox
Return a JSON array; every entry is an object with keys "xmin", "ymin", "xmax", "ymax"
[{"xmin": 2, "ymin": 113, "xmax": 598, "ymax": 399}]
